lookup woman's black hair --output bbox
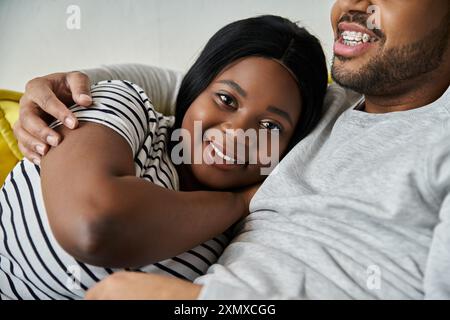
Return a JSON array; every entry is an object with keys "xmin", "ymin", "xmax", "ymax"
[{"xmin": 173, "ymin": 15, "xmax": 328, "ymax": 152}]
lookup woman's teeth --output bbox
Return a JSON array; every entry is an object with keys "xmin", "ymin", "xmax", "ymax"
[
  {"xmin": 209, "ymin": 142, "xmax": 237, "ymax": 162},
  {"xmin": 341, "ymin": 30, "xmax": 376, "ymax": 46}
]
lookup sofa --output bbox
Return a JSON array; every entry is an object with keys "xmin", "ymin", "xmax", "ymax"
[{"xmin": 0, "ymin": 89, "xmax": 23, "ymax": 185}]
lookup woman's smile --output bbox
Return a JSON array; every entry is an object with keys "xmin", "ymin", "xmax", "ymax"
[
  {"xmin": 202, "ymin": 139, "xmax": 247, "ymax": 171},
  {"xmin": 181, "ymin": 56, "xmax": 303, "ymax": 189}
]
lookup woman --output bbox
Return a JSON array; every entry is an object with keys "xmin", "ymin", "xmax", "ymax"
[{"xmin": 0, "ymin": 15, "xmax": 327, "ymax": 299}]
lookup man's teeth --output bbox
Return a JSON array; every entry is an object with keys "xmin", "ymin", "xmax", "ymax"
[
  {"xmin": 210, "ymin": 142, "xmax": 236, "ymax": 162},
  {"xmin": 341, "ymin": 30, "xmax": 376, "ymax": 46}
]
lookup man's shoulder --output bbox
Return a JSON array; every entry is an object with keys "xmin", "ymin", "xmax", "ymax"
[
  {"xmin": 323, "ymin": 83, "xmax": 363, "ymax": 115},
  {"xmin": 312, "ymin": 84, "xmax": 363, "ymax": 132}
]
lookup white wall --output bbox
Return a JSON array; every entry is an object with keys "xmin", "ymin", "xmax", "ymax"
[{"xmin": 0, "ymin": 0, "xmax": 335, "ymax": 91}]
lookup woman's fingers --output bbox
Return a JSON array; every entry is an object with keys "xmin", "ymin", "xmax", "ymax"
[
  {"xmin": 17, "ymin": 138, "xmax": 43, "ymax": 166},
  {"xmin": 14, "ymin": 121, "xmax": 51, "ymax": 161},
  {"xmin": 66, "ymin": 71, "xmax": 93, "ymax": 107},
  {"xmin": 17, "ymin": 100, "xmax": 61, "ymax": 146},
  {"xmin": 16, "ymin": 71, "xmax": 93, "ymax": 156},
  {"xmin": 23, "ymin": 76, "xmax": 77, "ymax": 129}
]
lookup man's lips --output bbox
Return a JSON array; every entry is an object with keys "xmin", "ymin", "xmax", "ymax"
[
  {"xmin": 333, "ymin": 22, "xmax": 381, "ymax": 59},
  {"xmin": 334, "ymin": 40, "xmax": 372, "ymax": 59},
  {"xmin": 337, "ymin": 22, "xmax": 380, "ymax": 40}
]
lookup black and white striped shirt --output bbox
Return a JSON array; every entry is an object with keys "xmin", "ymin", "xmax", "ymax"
[{"xmin": 0, "ymin": 80, "xmax": 228, "ymax": 300}]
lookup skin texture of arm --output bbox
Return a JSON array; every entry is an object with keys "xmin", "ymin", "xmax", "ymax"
[
  {"xmin": 84, "ymin": 272, "xmax": 202, "ymax": 300},
  {"xmin": 40, "ymin": 121, "xmax": 245, "ymax": 268}
]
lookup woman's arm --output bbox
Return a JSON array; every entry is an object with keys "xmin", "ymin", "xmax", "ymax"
[{"xmin": 41, "ymin": 121, "xmax": 245, "ymax": 268}]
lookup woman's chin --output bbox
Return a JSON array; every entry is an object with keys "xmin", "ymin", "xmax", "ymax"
[
  {"xmin": 190, "ymin": 164, "xmax": 237, "ymax": 190},
  {"xmin": 190, "ymin": 163, "xmax": 262, "ymax": 190}
]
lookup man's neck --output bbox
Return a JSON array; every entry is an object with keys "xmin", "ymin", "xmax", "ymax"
[{"xmin": 364, "ymin": 61, "xmax": 450, "ymax": 114}]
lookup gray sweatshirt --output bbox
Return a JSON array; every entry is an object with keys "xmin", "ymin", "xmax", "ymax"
[{"xmin": 84, "ymin": 65, "xmax": 450, "ymax": 299}]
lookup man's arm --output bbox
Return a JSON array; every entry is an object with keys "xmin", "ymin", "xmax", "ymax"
[
  {"xmin": 81, "ymin": 64, "xmax": 182, "ymax": 116},
  {"xmin": 15, "ymin": 64, "xmax": 181, "ymax": 163},
  {"xmin": 84, "ymin": 270, "xmax": 292, "ymax": 300},
  {"xmin": 85, "ymin": 272, "xmax": 202, "ymax": 300},
  {"xmin": 424, "ymin": 193, "xmax": 450, "ymax": 299},
  {"xmin": 423, "ymin": 134, "xmax": 450, "ymax": 299}
]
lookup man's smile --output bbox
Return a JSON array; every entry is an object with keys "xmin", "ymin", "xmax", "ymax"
[{"xmin": 334, "ymin": 22, "xmax": 381, "ymax": 59}]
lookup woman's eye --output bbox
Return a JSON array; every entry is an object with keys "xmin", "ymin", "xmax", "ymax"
[
  {"xmin": 217, "ymin": 93, "xmax": 237, "ymax": 109},
  {"xmin": 260, "ymin": 121, "xmax": 282, "ymax": 132}
]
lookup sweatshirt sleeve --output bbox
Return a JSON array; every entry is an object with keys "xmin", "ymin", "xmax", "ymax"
[
  {"xmin": 195, "ymin": 264, "xmax": 300, "ymax": 300},
  {"xmin": 80, "ymin": 63, "xmax": 183, "ymax": 116},
  {"xmin": 423, "ymin": 134, "xmax": 450, "ymax": 299},
  {"xmin": 193, "ymin": 238, "xmax": 269, "ymax": 300}
]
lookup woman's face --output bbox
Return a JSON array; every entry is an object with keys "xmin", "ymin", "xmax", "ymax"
[{"xmin": 180, "ymin": 56, "xmax": 302, "ymax": 189}]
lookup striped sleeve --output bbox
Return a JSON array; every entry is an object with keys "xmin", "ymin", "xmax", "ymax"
[{"xmin": 50, "ymin": 80, "xmax": 157, "ymax": 157}]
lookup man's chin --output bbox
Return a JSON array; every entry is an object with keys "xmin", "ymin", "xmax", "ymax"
[
  {"xmin": 332, "ymin": 52, "xmax": 372, "ymax": 68},
  {"xmin": 333, "ymin": 54, "xmax": 353, "ymax": 63},
  {"xmin": 331, "ymin": 56, "xmax": 362, "ymax": 85},
  {"xmin": 331, "ymin": 58, "xmax": 373, "ymax": 94}
]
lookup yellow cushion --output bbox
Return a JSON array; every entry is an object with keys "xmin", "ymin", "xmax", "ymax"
[{"xmin": 0, "ymin": 89, "xmax": 23, "ymax": 185}]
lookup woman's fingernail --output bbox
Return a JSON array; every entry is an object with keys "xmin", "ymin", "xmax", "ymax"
[
  {"xmin": 46, "ymin": 135, "xmax": 59, "ymax": 146},
  {"xmin": 32, "ymin": 158, "xmax": 41, "ymax": 166},
  {"xmin": 35, "ymin": 145, "xmax": 45, "ymax": 155},
  {"xmin": 64, "ymin": 117, "xmax": 76, "ymax": 129},
  {"xmin": 79, "ymin": 94, "xmax": 92, "ymax": 103}
]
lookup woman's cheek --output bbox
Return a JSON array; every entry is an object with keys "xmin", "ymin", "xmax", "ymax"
[
  {"xmin": 191, "ymin": 93, "xmax": 219, "ymax": 119},
  {"xmin": 260, "ymin": 131, "xmax": 285, "ymax": 161}
]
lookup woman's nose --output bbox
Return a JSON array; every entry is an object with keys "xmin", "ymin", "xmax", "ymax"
[
  {"xmin": 219, "ymin": 122, "xmax": 234, "ymax": 132},
  {"xmin": 219, "ymin": 113, "xmax": 253, "ymax": 133},
  {"xmin": 219, "ymin": 122, "xmax": 241, "ymax": 148}
]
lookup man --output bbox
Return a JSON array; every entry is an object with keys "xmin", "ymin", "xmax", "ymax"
[{"xmin": 14, "ymin": 0, "xmax": 450, "ymax": 299}]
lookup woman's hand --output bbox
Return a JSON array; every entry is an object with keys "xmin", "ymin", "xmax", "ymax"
[
  {"xmin": 85, "ymin": 272, "xmax": 202, "ymax": 300},
  {"xmin": 14, "ymin": 71, "xmax": 93, "ymax": 163}
]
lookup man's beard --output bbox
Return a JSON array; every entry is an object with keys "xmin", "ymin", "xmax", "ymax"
[{"xmin": 331, "ymin": 12, "xmax": 450, "ymax": 96}]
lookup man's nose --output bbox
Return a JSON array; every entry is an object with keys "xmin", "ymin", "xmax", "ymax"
[{"xmin": 335, "ymin": 0, "xmax": 372, "ymax": 13}]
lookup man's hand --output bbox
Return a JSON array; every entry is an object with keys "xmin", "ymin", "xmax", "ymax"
[
  {"xmin": 14, "ymin": 71, "xmax": 92, "ymax": 164},
  {"xmin": 85, "ymin": 272, "xmax": 202, "ymax": 300}
]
